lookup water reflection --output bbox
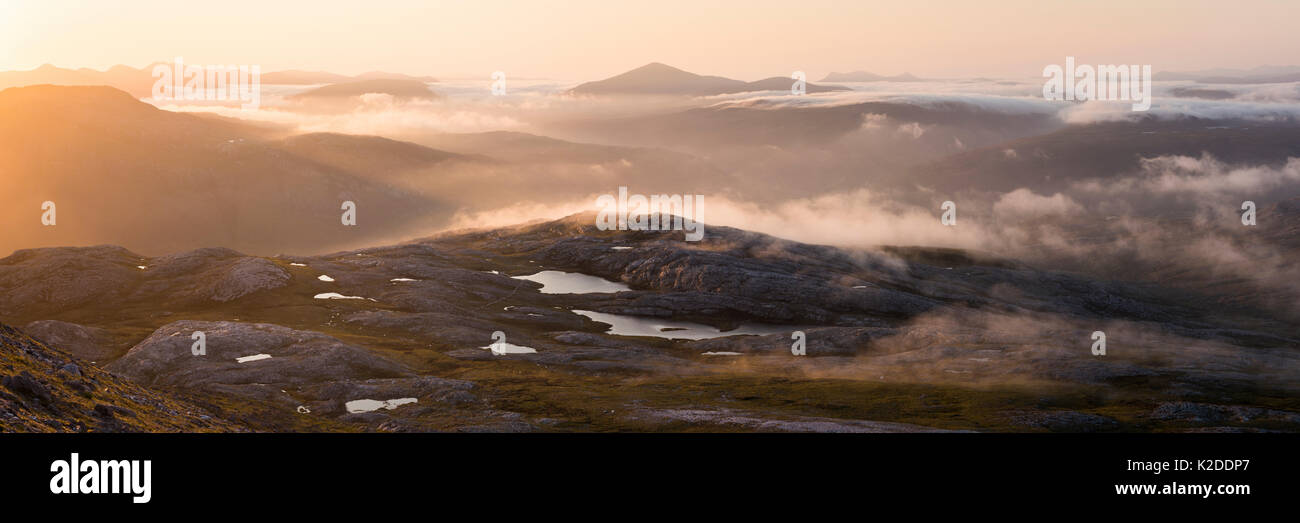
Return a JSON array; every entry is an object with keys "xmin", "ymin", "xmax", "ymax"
[
  {"xmin": 514, "ymin": 271, "xmax": 631, "ymax": 294},
  {"xmin": 573, "ymin": 310, "xmax": 788, "ymax": 340}
]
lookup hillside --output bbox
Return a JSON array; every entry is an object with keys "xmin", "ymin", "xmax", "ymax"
[
  {"xmin": 0, "ymin": 322, "xmax": 242, "ymax": 432},
  {"xmin": 0, "ymin": 85, "xmax": 457, "ymax": 256}
]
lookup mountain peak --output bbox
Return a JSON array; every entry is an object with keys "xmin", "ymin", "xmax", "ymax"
[{"xmin": 630, "ymin": 62, "xmax": 688, "ymax": 73}]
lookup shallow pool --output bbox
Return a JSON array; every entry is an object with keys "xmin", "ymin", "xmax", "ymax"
[
  {"xmin": 573, "ymin": 310, "xmax": 791, "ymax": 340},
  {"xmin": 513, "ymin": 271, "xmax": 631, "ymax": 294},
  {"xmin": 345, "ymin": 398, "xmax": 418, "ymax": 413}
]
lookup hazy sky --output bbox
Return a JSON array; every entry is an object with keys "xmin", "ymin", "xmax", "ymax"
[{"xmin": 2, "ymin": 0, "xmax": 1297, "ymax": 80}]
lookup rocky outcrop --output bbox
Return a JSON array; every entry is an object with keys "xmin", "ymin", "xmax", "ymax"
[
  {"xmin": 107, "ymin": 321, "xmax": 409, "ymax": 388},
  {"xmin": 0, "ymin": 246, "xmax": 290, "ymax": 320},
  {"xmin": 0, "ymin": 246, "xmax": 145, "ymax": 315},
  {"xmin": 135, "ymin": 248, "xmax": 291, "ymax": 303}
]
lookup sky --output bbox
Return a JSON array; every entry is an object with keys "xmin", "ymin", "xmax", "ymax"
[{"xmin": 1, "ymin": 0, "xmax": 1297, "ymax": 80}]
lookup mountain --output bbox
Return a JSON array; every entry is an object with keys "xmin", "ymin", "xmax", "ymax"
[
  {"xmin": 1157, "ymin": 65, "xmax": 1300, "ymax": 83},
  {"xmin": 263, "ymin": 69, "xmax": 438, "ymax": 84},
  {"xmin": 0, "ymin": 65, "xmax": 439, "ymax": 94},
  {"xmin": 1169, "ymin": 87, "xmax": 1235, "ymax": 100},
  {"xmin": 287, "ymin": 78, "xmax": 438, "ymax": 100},
  {"xmin": 912, "ymin": 117, "xmax": 1300, "ymax": 194},
  {"xmin": 819, "ymin": 71, "xmax": 922, "ymax": 82},
  {"xmin": 0, "ymin": 63, "xmax": 158, "ymax": 98},
  {"xmin": 352, "ymin": 129, "xmax": 738, "ymax": 210},
  {"xmin": 1191, "ymin": 72, "xmax": 1300, "ymax": 84},
  {"xmin": 0, "ymin": 85, "xmax": 459, "ymax": 256},
  {"xmin": 353, "ymin": 71, "xmax": 438, "ymax": 82},
  {"xmin": 569, "ymin": 62, "xmax": 850, "ymax": 96},
  {"xmin": 260, "ymin": 69, "xmax": 353, "ymax": 84},
  {"xmin": 554, "ymin": 98, "xmax": 1062, "ymax": 152},
  {"xmin": 275, "ymin": 133, "xmax": 470, "ymax": 177}
]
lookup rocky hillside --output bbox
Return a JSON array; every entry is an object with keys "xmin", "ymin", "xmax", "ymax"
[
  {"xmin": 1, "ymin": 213, "xmax": 1297, "ymax": 432},
  {"xmin": 0, "ymin": 322, "xmax": 242, "ymax": 432}
]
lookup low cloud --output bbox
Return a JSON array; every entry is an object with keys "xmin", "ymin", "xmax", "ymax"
[{"xmin": 993, "ymin": 189, "xmax": 1083, "ymax": 218}]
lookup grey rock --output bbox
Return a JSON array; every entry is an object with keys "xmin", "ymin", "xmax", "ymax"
[
  {"xmin": 107, "ymin": 320, "xmax": 408, "ymax": 388},
  {"xmin": 2, "ymin": 371, "xmax": 53, "ymax": 405}
]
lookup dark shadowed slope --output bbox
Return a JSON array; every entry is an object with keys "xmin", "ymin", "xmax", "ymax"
[
  {"xmin": 275, "ymin": 132, "xmax": 472, "ymax": 177},
  {"xmin": 0, "ymin": 85, "xmax": 461, "ymax": 256}
]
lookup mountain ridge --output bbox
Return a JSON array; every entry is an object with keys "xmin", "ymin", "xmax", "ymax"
[{"xmin": 570, "ymin": 62, "xmax": 850, "ymax": 96}]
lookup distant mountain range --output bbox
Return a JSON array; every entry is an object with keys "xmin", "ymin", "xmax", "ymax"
[
  {"xmin": 819, "ymin": 71, "xmax": 922, "ymax": 82},
  {"xmin": 0, "ymin": 64, "xmax": 158, "ymax": 97},
  {"xmin": 569, "ymin": 62, "xmax": 850, "ymax": 96},
  {"xmin": 1157, "ymin": 65, "xmax": 1300, "ymax": 84},
  {"xmin": 913, "ymin": 117, "xmax": 1300, "ymax": 195},
  {"xmin": 0, "ymin": 84, "xmax": 734, "ymax": 255},
  {"xmin": 262, "ymin": 70, "xmax": 437, "ymax": 84},
  {"xmin": 0, "ymin": 64, "xmax": 437, "ymax": 98},
  {"xmin": 287, "ymin": 78, "xmax": 439, "ymax": 101}
]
